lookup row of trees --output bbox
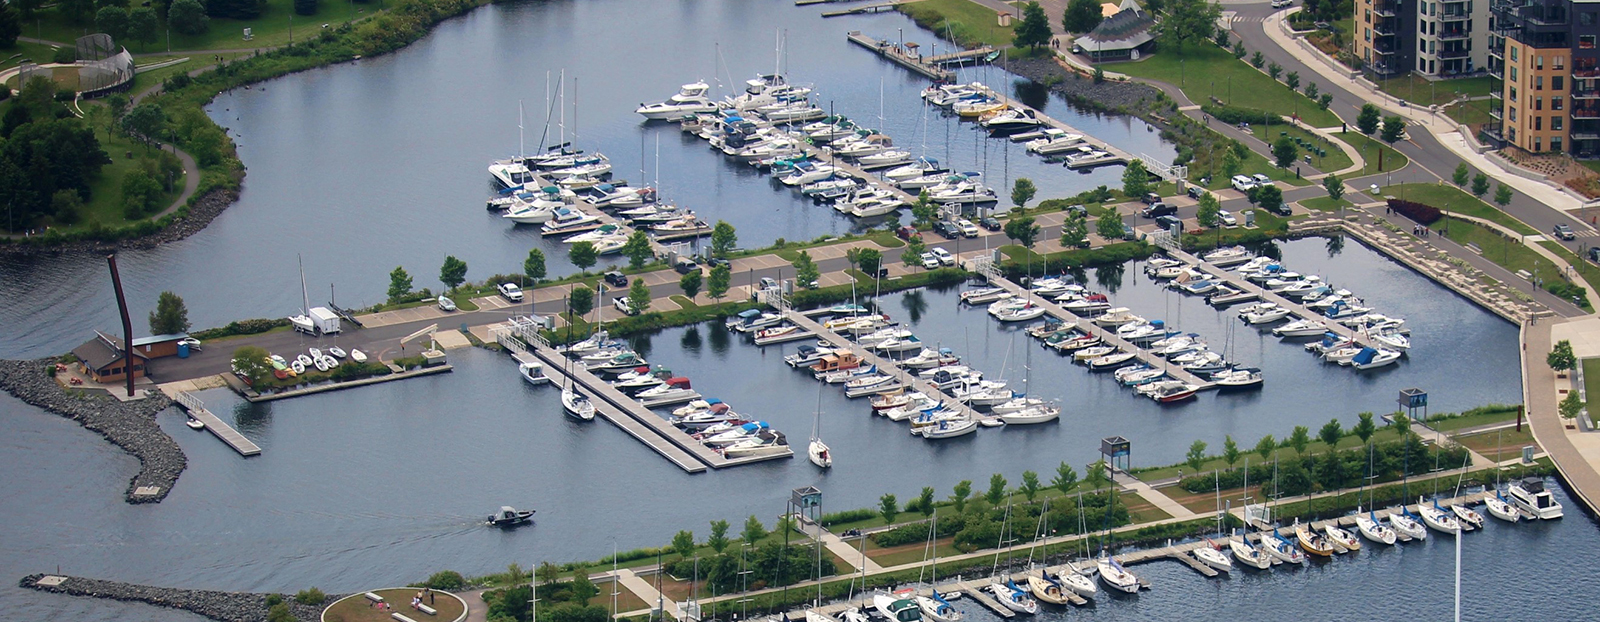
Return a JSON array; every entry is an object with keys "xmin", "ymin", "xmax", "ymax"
[{"xmin": 1450, "ymin": 161, "xmax": 1515, "ymax": 208}]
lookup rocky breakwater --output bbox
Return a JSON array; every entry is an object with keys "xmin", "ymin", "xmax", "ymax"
[
  {"xmin": 1006, "ymin": 55, "xmax": 1163, "ymax": 115},
  {"xmin": 20, "ymin": 574, "xmax": 326, "ymax": 622},
  {"xmin": 0, "ymin": 359, "xmax": 185, "ymax": 503}
]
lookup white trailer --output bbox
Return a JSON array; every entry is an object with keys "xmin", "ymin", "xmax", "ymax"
[{"xmin": 309, "ymin": 307, "xmax": 341, "ymax": 334}]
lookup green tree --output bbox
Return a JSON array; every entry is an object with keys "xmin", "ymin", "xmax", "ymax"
[
  {"xmin": 524, "ymin": 248, "xmax": 546, "ymax": 282},
  {"xmin": 1233, "ymin": 40, "xmax": 1246, "ymax": 58},
  {"xmin": 1288, "ymin": 425, "xmax": 1311, "ymax": 456},
  {"xmin": 627, "ymin": 278, "xmax": 651, "ymax": 315},
  {"xmin": 569, "ymin": 565, "xmax": 599, "ymax": 603},
  {"xmin": 126, "ymin": 6, "xmax": 157, "ymax": 48},
  {"xmin": 1196, "ymin": 191, "xmax": 1221, "ymax": 228},
  {"xmin": 1005, "ymin": 215, "xmax": 1040, "ymax": 249},
  {"xmin": 567, "ymin": 286, "xmax": 594, "ymax": 318},
  {"xmin": 569, "ymin": 241, "xmax": 598, "ymax": 274},
  {"xmin": 621, "ymin": 230, "xmax": 653, "ymax": 270},
  {"xmin": 1222, "ymin": 435, "xmax": 1240, "ymax": 468},
  {"xmin": 388, "ymin": 266, "xmax": 413, "ymax": 302},
  {"xmin": 1318, "ymin": 418, "xmax": 1343, "ymax": 451},
  {"xmin": 1096, "ymin": 208, "xmax": 1124, "ymax": 240},
  {"xmin": 293, "ymin": 0, "xmax": 317, "ymax": 16},
  {"xmin": 917, "ymin": 486, "xmax": 936, "ymax": 517},
  {"xmin": 1452, "ymin": 162, "xmax": 1470, "ymax": 187},
  {"xmin": 857, "ymin": 248, "xmax": 883, "ymax": 277},
  {"xmin": 1304, "ymin": 81, "xmax": 1318, "ymax": 100},
  {"xmin": 1357, "ymin": 103, "xmax": 1381, "ymax": 135},
  {"xmin": 1059, "ymin": 210, "xmax": 1088, "ymax": 247},
  {"xmin": 1353, "ymin": 412, "xmax": 1377, "ymax": 444},
  {"xmin": 1163, "ymin": 0, "xmax": 1223, "ymax": 49},
  {"xmin": 1062, "ymin": 0, "xmax": 1103, "ymax": 33},
  {"xmin": 1185, "ymin": 439, "xmax": 1208, "ymax": 472},
  {"xmin": 707, "ymin": 265, "xmax": 731, "ymax": 301},
  {"xmin": 1051, "ymin": 461, "xmax": 1078, "ymax": 494},
  {"xmin": 679, "ymin": 270, "xmax": 702, "ymax": 300},
  {"xmin": 671, "ymin": 530, "xmax": 696, "ymax": 561},
  {"xmin": 711, "ymin": 220, "xmax": 738, "ymax": 257},
  {"xmin": 707, "ymin": 519, "xmax": 730, "ymax": 554},
  {"xmin": 537, "ymin": 561, "xmax": 561, "ymax": 585},
  {"xmin": 741, "ymin": 515, "xmax": 767, "ymax": 546},
  {"xmin": 1121, "ymin": 159, "xmax": 1150, "ymax": 198},
  {"xmin": 0, "ymin": 2, "xmax": 21, "ymax": 47},
  {"xmin": 1221, "ymin": 150, "xmax": 1242, "ymax": 180},
  {"xmin": 1085, "ymin": 459, "xmax": 1109, "ymax": 490},
  {"xmin": 1318, "ymin": 93, "xmax": 1333, "ymax": 109},
  {"xmin": 166, "ymin": 0, "xmax": 208, "ymax": 35},
  {"xmin": 950, "ymin": 480, "xmax": 972, "ymax": 513},
  {"xmin": 902, "ymin": 236, "xmax": 928, "ymax": 269},
  {"xmin": 120, "ymin": 169, "xmax": 162, "ymax": 218},
  {"xmin": 439, "ymin": 255, "xmax": 468, "ymax": 291},
  {"xmin": 1495, "ymin": 183, "xmax": 1513, "ymax": 207},
  {"xmin": 267, "ymin": 603, "xmax": 295, "ymax": 622},
  {"xmin": 845, "ymin": 247, "xmax": 863, "ymax": 272},
  {"xmin": 1391, "ymin": 412, "xmax": 1412, "ymax": 436},
  {"xmin": 1324, "ymin": 173, "xmax": 1344, "ymax": 202},
  {"xmin": 148, "ymin": 291, "xmax": 190, "ymax": 335},
  {"xmin": 1012, "ymin": 177, "xmax": 1037, "ymax": 210},
  {"xmin": 121, "ymin": 103, "xmax": 166, "ymax": 144},
  {"xmin": 793, "ymin": 250, "xmax": 820, "ymax": 288},
  {"xmin": 230, "ymin": 346, "xmax": 271, "ymax": 385},
  {"xmin": 1214, "ymin": 27, "xmax": 1229, "ymax": 47},
  {"xmin": 50, "ymin": 189, "xmax": 83, "ymax": 224},
  {"xmin": 1250, "ymin": 50, "xmax": 1265, "ymax": 68},
  {"xmin": 1285, "ymin": 71, "xmax": 1300, "ymax": 90},
  {"xmin": 94, "ymin": 6, "xmax": 130, "ymax": 41},
  {"xmin": 1560, "ymin": 390, "xmax": 1584, "ymax": 419},
  {"xmin": 1019, "ymin": 470, "xmax": 1041, "ymax": 502},
  {"xmin": 1253, "ymin": 184, "xmax": 1283, "ymax": 213},
  {"xmin": 1267, "ymin": 62, "xmax": 1282, "ymax": 81},
  {"xmin": 1254, "ymin": 434, "xmax": 1276, "ymax": 460},
  {"xmin": 1012, "ymin": 1, "xmax": 1052, "ymax": 48},
  {"xmin": 1549, "ymin": 339, "xmax": 1578, "ymax": 371},
  {"xmin": 1272, "ymin": 136, "xmax": 1298, "ymax": 168},
  {"xmin": 1471, "ymin": 173, "xmax": 1490, "ymax": 198},
  {"xmin": 879, "ymin": 493, "xmax": 899, "ymax": 524},
  {"xmin": 911, "ymin": 190, "xmax": 937, "ymax": 225},
  {"xmin": 1376, "ymin": 113, "xmax": 1401, "ymax": 143},
  {"xmin": 985, "ymin": 473, "xmax": 1008, "ymax": 506}
]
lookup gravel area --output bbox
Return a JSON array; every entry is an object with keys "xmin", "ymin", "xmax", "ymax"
[{"xmin": 20, "ymin": 574, "xmax": 328, "ymax": 622}]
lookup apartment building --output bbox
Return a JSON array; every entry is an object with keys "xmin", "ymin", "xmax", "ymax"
[
  {"xmin": 1356, "ymin": 0, "xmax": 1489, "ymax": 78},
  {"xmin": 1487, "ymin": 0, "xmax": 1600, "ymax": 156}
]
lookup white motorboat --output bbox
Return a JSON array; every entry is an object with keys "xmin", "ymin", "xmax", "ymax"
[
  {"xmin": 1072, "ymin": 345, "xmax": 1116, "ymax": 362},
  {"xmin": 764, "ymin": 102, "xmax": 827, "ymax": 123},
  {"xmin": 1093, "ymin": 307, "xmax": 1140, "ymax": 327},
  {"xmin": 1193, "ymin": 540, "xmax": 1233, "ymax": 572},
  {"xmin": 1485, "ymin": 493, "xmax": 1522, "ymax": 522},
  {"xmin": 518, "ymin": 361, "xmax": 549, "ymax": 386},
  {"xmin": 781, "ymin": 162, "xmax": 839, "ymax": 186},
  {"xmin": 1212, "ymin": 367, "xmax": 1263, "ymax": 390},
  {"xmin": 1096, "ymin": 557, "xmax": 1140, "ymax": 593},
  {"xmin": 844, "ymin": 374, "xmax": 899, "ymax": 395},
  {"xmin": 1322, "ymin": 346, "xmax": 1365, "ymax": 365},
  {"xmin": 981, "ymin": 108, "xmax": 1044, "ymax": 133},
  {"xmin": 998, "ymin": 405, "xmax": 1060, "ymax": 425},
  {"xmin": 930, "ymin": 180, "xmax": 997, "ymax": 204},
  {"xmin": 1371, "ymin": 330, "xmax": 1412, "ymax": 351},
  {"xmin": 1355, "ymin": 511, "xmax": 1398, "ymax": 545},
  {"xmin": 699, "ymin": 421, "xmax": 768, "ymax": 446},
  {"xmin": 1389, "ymin": 511, "xmax": 1428, "ymax": 540},
  {"xmin": 489, "ymin": 160, "xmax": 537, "ymax": 188},
  {"xmin": 884, "ymin": 156, "xmax": 945, "ymax": 181},
  {"xmin": 899, "ymin": 348, "xmax": 960, "ymax": 370},
  {"xmin": 349, "ymin": 349, "xmax": 367, "ymax": 363},
  {"xmin": 874, "ymin": 594, "xmax": 922, "ymax": 622},
  {"xmin": 1024, "ymin": 128, "xmax": 1084, "ymax": 154},
  {"xmin": 722, "ymin": 430, "xmax": 790, "ymax": 458},
  {"xmin": 1273, "ymin": 319, "xmax": 1328, "ymax": 337},
  {"xmin": 541, "ymin": 208, "xmax": 604, "ymax": 237},
  {"xmin": 986, "ymin": 581, "xmax": 1038, "ymax": 614},
  {"xmin": 185, "ymin": 417, "xmax": 205, "ymax": 430},
  {"xmin": 992, "ymin": 304, "xmax": 1048, "ymax": 323},
  {"xmin": 959, "ymin": 287, "xmax": 1010, "ymax": 305},
  {"xmin": 636, "ymin": 81, "xmax": 720, "ymax": 120},
  {"xmin": 1241, "ymin": 303, "xmax": 1291, "ymax": 325},
  {"xmin": 1201, "ymin": 245, "xmax": 1252, "ymax": 266},
  {"xmin": 1418, "ymin": 502, "xmax": 1461, "ymax": 534},
  {"xmin": 1507, "ymin": 477, "xmax": 1564, "ymax": 519},
  {"xmin": 842, "ymin": 192, "xmax": 906, "ymax": 218},
  {"xmin": 1229, "ymin": 536, "xmax": 1273, "ymax": 569},
  {"xmin": 858, "ymin": 150, "xmax": 913, "ymax": 169},
  {"xmin": 636, "ymin": 378, "xmax": 700, "ymax": 404},
  {"xmin": 1347, "ymin": 347, "xmax": 1401, "ymax": 370},
  {"xmin": 561, "ymin": 385, "xmax": 596, "ymax": 421},
  {"xmin": 872, "ymin": 335, "xmax": 925, "ymax": 354}
]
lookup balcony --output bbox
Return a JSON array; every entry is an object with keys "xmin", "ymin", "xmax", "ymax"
[
  {"xmin": 1439, "ymin": 30, "xmax": 1471, "ymax": 41},
  {"xmin": 1372, "ymin": 45, "xmax": 1398, "ymax": 56},
  {"xmin": 1575, "ymin": 89, "xmax": 1600, "ymax": 100},
  {"xmin": 1574, "ymin": 106, "xmax": 1600, "ymax": 119},
  {"xmin": 1373, "ymin": 24, "xmax": 1397, "ymax": 37},
  {"xmin": 1440, "ymin": 11, "xmax": 1470, "ymax": 21},
  {"xmin": 1439, "ymin": 48, "xmax": 1471, "ymax": 58},
  {"xmin": 1490, "ymin": 66, "xmax": 1504, "ymax": 79},
  {"xmin": 1573, "ymin": 131, "xmax": 1600, "ymax": 140},
  {"xmin": 1576, "ymin": 67, "xmax": 1600, "ymax": 79},
  {"xmin": 1489, "ymin": 105, "xmax": 1503, "ymax": 119},
  {"xmin": 1368, "ymin": 63, "xmax": 1404, "ymax": 77},
  {"xmin": 1375, "ymin": 4, "xmax": 1397, "ymax": 17}
]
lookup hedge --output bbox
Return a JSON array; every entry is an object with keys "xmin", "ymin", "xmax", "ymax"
[
  {"xmin": 190, "ymin": 318, "xmax": 290, "ymax": 341},
  {"xmin": 1202, "ymin": 103, "xmax": 1287, "ymax": 126},
  {"xmin": 1388, "ymin": 199, "xmax": 1442, "ymax": 225}
]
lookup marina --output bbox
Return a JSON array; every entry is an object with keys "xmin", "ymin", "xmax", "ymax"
[
  {"xmin": 168, "ymin": 390, "xmax": 260, "ymax": 457},
  {"xmin": 1172, "ymin": 247, "xmax": 1381, "ymax": 350}
]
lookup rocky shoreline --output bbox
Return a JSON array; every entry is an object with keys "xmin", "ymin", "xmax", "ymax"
[
  {"xmin": 0, "ymin": 359, "xmax": 186, "ymax": 503},
  {"xmin": 1004, "ymin": 56, "xmax": 1164, "ymax": 116},
  {"xmin": 0, "ymin": 188, "xmax": 239, "ymax": 257},
  {"xmin": 20, "ymin": 574, "xmax": 327, "ymax": 622}
]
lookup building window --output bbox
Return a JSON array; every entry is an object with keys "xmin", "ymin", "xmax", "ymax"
[
  {"xmin": 1366, "ymin": 28, "xmax": 1372, "ymax": 42},
  {"xmin": 1366, "ymin": 9, "xmax": 1372, "ymax": 22},
  {"xmin": 1554, "ymin": 116, "xmax": 1564, "ymax": 131},
  {"xmin": 1554, "ymin": 136, "xmax": 1564, "ymax": 152},
  {"xmin": 1535, "ymin": 116, "xmax": 1542, "ymax": 130},
  {"xmin": 1535, "ymin": 137, "xmax": 1543, "ymax": 151},
  {"xmin": 1583, "ymin": 35, "xmax": 1597, "ymax": 50},
  {"xmin": 1511, "ymin": 46, "xmax": 1518, "ymax": 62},
  {"xmin": 1585, "ymin": 12, "xmax": 1595, "ymax": 26},
  {"xmin": 1511, "ymin": 86, "xmax": 1518, "ymax": 102},
  {"xmin": 1536, "ymin": 96, "xmax": 1543, "ymax": 110},
  {"xmin": 1510, "ymin": 106, "xmax": 1517, "ymax": 121},
  {"xmin": 1511, "ymin": 67, "xmax": 1518, "ymax": 83},
  {"xmin": 1556, "ymin": 96, "xmax": 1565, "ymax": 110},
  {"xmin": 1555, "ymin": 76, "xmax": 1565, "ymax": 91},
  {"xmin": 1557, "ymin": 56, "xmax": 1567, "ymax": 70},
  {"xmin": 1537, "ymin": 76, "xmax": 1544, "ymax": 90},
  {"xmin": 1537, "ymin": 56, "xmax": 1544, "ymax": 70}
]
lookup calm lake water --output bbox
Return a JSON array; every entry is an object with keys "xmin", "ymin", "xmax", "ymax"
[{"xmin": 0, "ymin": 0, "xmax": 1582, "ymax": 619}]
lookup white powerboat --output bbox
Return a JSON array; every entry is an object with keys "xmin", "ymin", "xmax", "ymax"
[
  {"xmin": 874, "ymin": 594, "xmax": 922, "ymax": 622},
  {"xmin": 1273, "ymin": 319, "xmax": 1328, "ymax": 337},
  {"xmin": 1241, "ymin": 303, "xmax": 1291, "ymax": 325},
  {"xmin": 1347, "ymin": 347, "xmax": 1401, "ymax": 370},
  {"xmin": 518, "ymin": 361, "xmax": 549, "ymax": 386},
  {"xmin": 1507, "ymin": 477, "xmax": 1564, "ymax": 519},
  {"xmin": 1024, "ymin": 128, "xmax": 1084, "ymax": 154},
  {"xmin": 884, "ymin": 156, "xmax": 945, "ymax": 181},
  {"xmin": 998, "ymin": 405, "xmax": 1060, "ymax": 425},
  {"xmin": 636, "ymin": 81, "xmax": 720, "ymax": 120}
]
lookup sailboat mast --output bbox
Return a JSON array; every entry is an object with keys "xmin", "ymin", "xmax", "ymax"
[
  {"xmin": 297, "ymin": 254, "xmax": 309, "ymax": 315},
  {"xmin": 518, "ymin": 100, "xmax": 525, "ymax": 160}
]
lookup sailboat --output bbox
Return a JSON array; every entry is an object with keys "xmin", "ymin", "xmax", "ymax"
[
  {"xmin": 1485, "ymin": 430, "xmax": 1522, "ymax": 522},
  {"xmin": 562, "ymin": 383, "xmax": 596, "ymax": 421},
  {"xmin": 808, "ymin": 383, "xmax": 832, "ymax": 468},
  {"xmin": 914, "ymin": 511, "xmax": 963, "ymax": 622},
  {"xmin": 287, "ymin": 255, "xmax": 317, "ymax": 335}
]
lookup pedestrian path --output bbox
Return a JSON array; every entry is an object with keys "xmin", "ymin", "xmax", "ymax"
[{"xmin": 1111, "ymin": 471, "xmax": 1197, "ymax": 519}]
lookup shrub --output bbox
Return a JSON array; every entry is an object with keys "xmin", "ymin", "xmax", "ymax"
[
  {"xmin": 295, "ymin": 587, "xmax": 327, "ymax": 605},
  {"xmin": 264, "ymin": 594, "xmax": 283, "ymax": 607},
  {"xmin": 1387, "ymin": 199, "xmax": 1441, "ymax": 225},
  {"xmin": 189, "ymin": 317, "xmax": 291, "ymax": 341},
  {"xmin": 817, "ymin": 508, "xmax": 877, "ymax": 527},
  {"xmin": 1201, "ymin": 103, "xmax": 1284, "ymax": 126}
]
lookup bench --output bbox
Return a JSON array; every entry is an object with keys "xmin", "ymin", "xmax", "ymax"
[
  {"xmin": 418, "ymin": 604, "xmax": 438, "ymax": 616},
  {"xmin": 391, "ymin": 614, "xmax": 420, "ymax": 622},
  {"xmin": 365, "ymin": 592, "xmax": 386, "ymax": 604},
  {"xmin": 1516, "ymin": 269, "xmax": 1534, "ymax": 281},
  {"xmin": 1465, "ymin": 242, "xmax": 1483, "ymax": 255}
]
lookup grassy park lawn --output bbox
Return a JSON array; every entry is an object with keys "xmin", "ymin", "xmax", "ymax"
[
  {"xmin": 1437, "ymin": 217, "xmax": 1568, "ymax": 284},
  {"xmin": 1384, "ymin": 183, "xmax": 1536, "ymax": 235},
  {"xmin": 1428, "ymin": 405, "xmax": 1522, "ymax": 433},
  {"xmin": 1586, "ymin": 358, "xmax": 1600, "ymax": 418},
  {"xmin": 1110, "ymin": 43, "xmax": 1340, "ymax": 127},
  {"xmin": 588, "ymin": 580, "xmax": 650, "ymax": 612},
  {"xmin": 865, "ymin": 537, "xmax": 963, "ymax": 567},
  {"xmin": 899, "ymin": 0, "xmax": 1016, "ymax": 49},
  {"xmin": 1376, "ymin": 75, "xmax": 1495, "ymax": 107},
  {"xmin": 71, "ymin": 122, "xmax": 184, "ymax": 230},
  {"xmin": 1128, "ymin": 428, "xmax": 1409, "ymax": 483},
  {"xmin": 1456, "ymin": 427, "xmax": 1538, "ymax": 463},
  {"xmin": 1299, "ymin": 196, "xmax": 1351, "ymax": 212},
  {"xmin": 323, "ymin": 588, "xmax": 465, "ymax": 622},
  {"xmin": 1193, "ymin": 146, "xmax": 1314, "ymax": 189},
  {"xmin": 1261, "ymin": 124, "xmax": 1353, "ymax": 174},
  {"xmin": 1337, "ymin": 130, "xmax": 1408, "ymax": 177},
  {"xmin": 1444, "ymin": 101, "xmax": 1493, "ymax": 127},
  {"xmin": 28, "ymin": 0, "xmax": 370, "ymax": 54}
]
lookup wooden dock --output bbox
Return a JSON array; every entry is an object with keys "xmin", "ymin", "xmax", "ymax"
[
  {"xmin": 824, "ymin": 2, "xmax": 912, "ymax": 18},
  {"xmin": 983, "ymin": 275, "xmax": 1215, "ymax": 388},
  {"xmin": 846, "ymin": 31, "xmax": 956, "ymax": 81},
  {"xmin": 173, "ymin": 391, "xmax": 260, "ymax": 456},
  {"xmin": 1168, "ymin": 248, "xmax": 1378, "ymax": 350},
  {"xmin": 785, "ymin": 311, "xmax": 985, "ymax": 422},
  {"xmin": 514, "ymin": 338, "xmax": 793, "ymax": 470}
]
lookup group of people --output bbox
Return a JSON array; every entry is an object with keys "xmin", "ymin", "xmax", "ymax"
[
  {"xmin": 413, "ymin": 588, "xmax": 435, "ymax": 610},
  {"xmin": 1412, "ymin": 224, "xmax": 1431, "ymax": 237}
]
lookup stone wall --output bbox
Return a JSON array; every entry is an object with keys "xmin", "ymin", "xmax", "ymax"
[{"xmin": 20, "ymin": 574, "xmax": 326, "ymax": 622}]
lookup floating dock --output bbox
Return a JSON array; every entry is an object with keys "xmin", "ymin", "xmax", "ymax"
[
  {"xmin": 846, "ymin": 31, "xmax": 964, "ymax": 81},
  {"xmin": 1169, "ymin": 248, "xmax": 1379, "ymax": 350},
  {"xmin": 784, "ymin": 311, "xmax": 985, "ymax": 421},
  {"xmin": 982, "ymin": 275, "xmax": 1215, "ymax": 388},
  {"xmin": 498, "ymin": 329, "xmax": 791, "ymax": 470},
  {"xmin": 825, "ymin": 2, "xmax": 915, "ymax": 18},
  {"xmin": 172, "ymin": 391, "xmax": 260, "ymax": 456}
]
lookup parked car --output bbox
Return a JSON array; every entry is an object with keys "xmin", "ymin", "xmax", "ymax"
[
  {"xmin": 758, "ymin": 277, "xmax": 780, "ymax": 291},
  {"xmin": 674, "ymin": 257, "xmax": 700, "ymax": 274},
  {"xmin": 1253, "ymin": 173, "xmax": 1272, "ymax": 186},
  {"xmin": 1589, "ymin": 247, "xmax": 1600, "ymax": 264},
  {"xmin": 1186, "ymin": 186, "xmax": 1206, "ymax": 200},
  {"xmin": 896, "ymin": 225, "xmax": 921, "ymax": 240},
  {"xmin": 177, "ymin": 337, "xmax": 203, "ymax": 351},
  {"xmin": 957, "ymin": 219, "xmax": 980, "ymax": 238},
  {"xmin": 874, "ymin": 267, "xmax": 890, "ymax": 279},
  {"xmin": 1266, "ymin": 202, "xmax": 1293, "ymax": 217},
  {"xmin": 1271, "ymin": 0, "xmax": 1293, "ymax": 8},
  {"xmin": 1065, "ymin": 204, "xmax": 1089, "ymax": 216},
  {"xmin": 980, "ymin": 216, "xmax": 1003, "ymax": 231},
  {"xmin": 604, "ymin": 271, "xmax": 629, "ymax": 288},
  {"xmin": 1218, "ymin": 209, "xmax": 1238, "ymax": 227},
  {"xmin": 1231, "ymin": 175, "xmax": 1256, "ymax": 192},
  {"xmin": 1141, "ymin": 202, "xmax": 1177, "ymax": 218},
  {"xmin": 1154, "ymin": 215, "xmax": 1182, "ymax": 230},
  {"xmin": 932, "ymin": 220, "xmax": 960, "ymax": 238},
  {"xmin": 930, "ymin": 247, "xmax": 956, "ymax": 266},
  {"xmin": 1554, "ymin": 224, "xmax": 1577, "ymax": 240},
  {"xmin": 438, "ymin": 295, "xmax": 458, "ymax": 312},
  {"xmin": 705, "ymin": 256, "xmax": 731, "ymax": 269},
  {"xmin": 612, "ymin": 297, "xmax": 638, "ymax": 316},
  {"xmin": 497, "ymin": 282, "xmax": 524, "ymax": 302},
  {"xmin": 920, "ymin": 252, "xmax": 941, "ymax": 270},
  {"xmin": 1141, "ymin": 192, "xmax": 1161, "ymax": 205}
]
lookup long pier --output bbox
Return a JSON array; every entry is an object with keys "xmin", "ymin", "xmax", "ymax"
[
  {"xmin": 846, "ymin": 31, "xmax": 957, "ymax": 81},
  {"xmin": 517, "ymin": 170, "xmax": 674, "ymax": 256},
  {"xmin": 172, "ymin": 391, "xmax": 260, "ymax": 456},
  {"xmin": 784, "ymin": 311, "xmax": 985, "ymax": 422},
  {"xmin": 1169, "ymin": 248, "xmax": 1379, "ymax": 350},
  {"xmin": 982, "ymin": 274, "xmax": 1215, "ymax": 388},
  {"xmin": 501, "ymin": 330, "xmax": 791, "ymax": 470}
]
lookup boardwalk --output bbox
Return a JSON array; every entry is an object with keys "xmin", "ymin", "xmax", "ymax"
[
  {"xmin": 171, "ymin": 391, "xmax": 260, "ymax": 456},
  {"xmin": 1170, "ymin": 248, "xmax": 1380, "ymax": 350},
  {"xmin": 784, "ymin": 311, "xmax": 984, "ymax": 422},
  {"xmin": 846, "ymin": 31, "xmax": 955, "ymax": 81}
]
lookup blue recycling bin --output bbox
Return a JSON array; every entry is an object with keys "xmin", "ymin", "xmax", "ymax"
[{"xmin": 177, "ymin": 343, "xmax": 190, "ymax": 358}]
